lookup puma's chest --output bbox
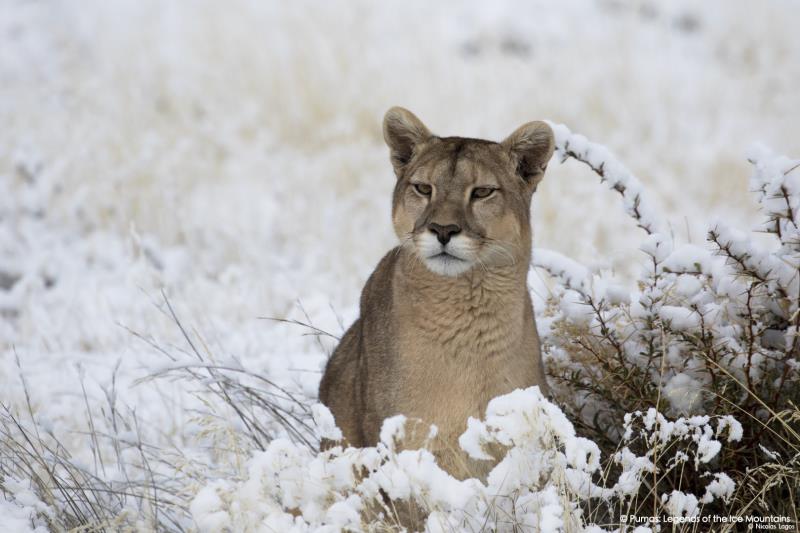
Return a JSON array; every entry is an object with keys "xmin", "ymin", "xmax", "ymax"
[{"xmin": 391, "ymin": 309, "xmax": 536, "ymax": 436}]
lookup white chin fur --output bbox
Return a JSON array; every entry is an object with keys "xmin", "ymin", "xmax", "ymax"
[
  {"xmin": 422, "ymin": 254, "xmax": 474, "ymax": 276},
  {"xmin": 415, "ymin": 232, "xmax": 475, "ymax": 277}
]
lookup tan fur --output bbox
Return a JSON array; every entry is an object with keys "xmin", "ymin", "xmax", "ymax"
[{"xmin": 318, "ymin": 107, "xmax": 554, "ymax": 479}]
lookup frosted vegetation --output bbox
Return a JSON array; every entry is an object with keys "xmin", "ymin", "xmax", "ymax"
[{"xmin": 2, "ymin": 1, "xmax": 799, "ymax": 531}]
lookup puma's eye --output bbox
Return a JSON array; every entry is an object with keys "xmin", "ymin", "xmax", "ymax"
[
  {"xmin": 413, "ymin": 183, "xmax": 432, "ymax": 196},
  {"xmin": 471, "ymin": 187, "xmax": 495, "ymax": 199}
]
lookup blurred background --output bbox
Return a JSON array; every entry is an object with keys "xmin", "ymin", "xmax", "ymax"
[{"xmin": 1, "ymin": 0, "xmax": 799, "ymax": 439}]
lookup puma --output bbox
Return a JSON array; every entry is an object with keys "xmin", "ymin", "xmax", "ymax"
[{"xmin": 319, "ymin": 107, "xmax": 554, "ymax": 478}]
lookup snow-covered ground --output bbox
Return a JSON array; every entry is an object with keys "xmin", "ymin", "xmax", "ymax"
[{"xmin": 1, "ymin": 0, "xmax": 799, "ymax": 530}]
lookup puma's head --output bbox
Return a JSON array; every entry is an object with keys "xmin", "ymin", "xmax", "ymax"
[{"xmin": 383, "ymin": 107, "xmax": 555, "ymax": 277}]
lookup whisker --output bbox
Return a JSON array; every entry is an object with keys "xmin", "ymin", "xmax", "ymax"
[
  {"xmin": 482, "ymin": 240, "xmax": 517, "ymax": 267},
  {"xmin": 476, "ymin": 255, "xmax": 489, "ymax": 274},
  {"xmin": 394, "ymin": 233, "xmax": 414, "ymax": 256}
]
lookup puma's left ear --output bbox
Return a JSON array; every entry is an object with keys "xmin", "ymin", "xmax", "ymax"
[{"xmin": 502, "ymin": 121, "xmax": 555, "ymax": 190}]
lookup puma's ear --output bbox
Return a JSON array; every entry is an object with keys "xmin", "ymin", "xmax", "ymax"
[
  {"xmin": 383, "ymin": 107, "xmax": 433, "ymax": 177},
  {"xmin": 502, "ymin": 121, "xmax": 555, "ymax": 189}
]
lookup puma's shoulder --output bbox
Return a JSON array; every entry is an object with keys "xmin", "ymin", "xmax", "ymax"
[{"xmin": 359, "ymin": 248, "xmax": 400, "ymax": 314}]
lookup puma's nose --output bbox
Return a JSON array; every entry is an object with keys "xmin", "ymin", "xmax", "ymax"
[{"xmin": 428, "ymin": 223, "xmax": 462, "ymax": 245}]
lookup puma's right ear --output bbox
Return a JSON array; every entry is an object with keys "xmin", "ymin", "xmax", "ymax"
[{"xmin": 383, "ymin": 107, "xmax": 433, "ymax": 177}]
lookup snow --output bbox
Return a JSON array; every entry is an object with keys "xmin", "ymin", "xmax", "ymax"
[
  {"xmin": 700, "ymin": 472, "xmax": 735, "ymax": 504},
  {"xmin": 549, "ymin": 121, "xmax": 665, "ymax": 236},
  {"xmin": 716, "ymin": 416, "xmax": 744, "ymax": 442},
  {"xmin": 662, "ymin": 490, "xmax": 700, "ymax": 518},
  {"xmin": 612, "ymin": 448, "xmax": 655, "ymax": 496},
  {"xmin": 660, "ymin": 244, "xmax": 713, "ymax": 275},
  {"xmin": 695, "ymin": 433, "xmax": 723, "ymax": 464},
  {"xmin": 0, "ymin": 498, "xmax": 49, "ymax": 533},
  {"xmin": 663, "ymin": 372, "xmax": 704, "ymax": 413},
  {"xmin": 659, "ymin": 306, "xmax": 701, "ymax": 331},
  {"xmin": 379, "ymin": 415, "xmax": 409, "ymax": 451},
  {"xmin": 190, "ymin": 482, "xmax": 233, "ymax": 532},
  {"xmin": 311, "ymin": 404, "xmax": 343, "ymax": 442},
  {"xmin": 534, "ymin": 248, "xmax": 590, "ymax": 294},
  {"xmin": 673, "ymin": 275, "xmax": 703, "ymax": 297},
  {"xmin": 564, "ymin": 437, "xmax": 601, "ymax": 473},
  {"xmin": 0, "ymin": 479, "xmax": 52, "ymax": 533},
  {"xmin": 621, "ymin": 409, "xmax": 739, "ymax": 473}
]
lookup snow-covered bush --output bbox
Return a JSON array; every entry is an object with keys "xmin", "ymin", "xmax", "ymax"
[
  {"xmin": 190, "ymin": 388, "xmax": 593, "ymax": 531},
  {"xmin": 538, "ymin": 124, "xmax": 800, "ymax": 521},
  {"xmin": 187, "ymin": 390, "xmax": 747, "ymax": 531}
]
